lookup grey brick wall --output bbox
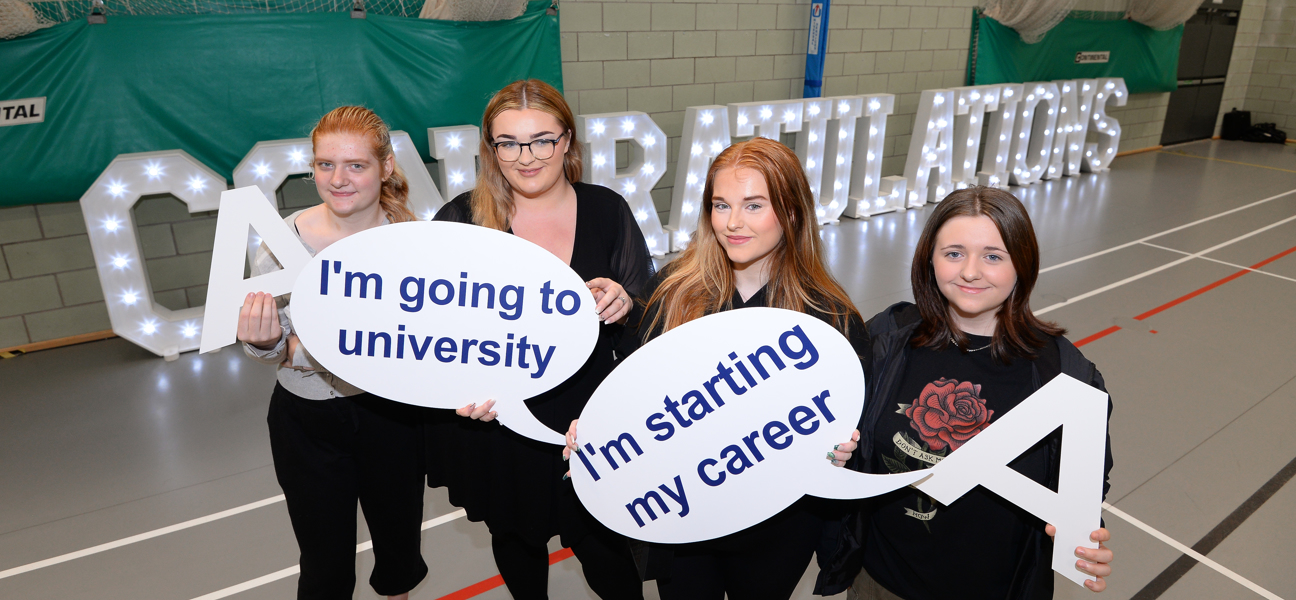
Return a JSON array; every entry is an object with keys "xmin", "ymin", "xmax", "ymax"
[
  {"xmin": 0, "ymin": 178, "xmax": 318, "ymax": 349},
  {"xmin": 8, "ymin": 0, "xmax": 1268, "ymax": 350},
  {"xmin": 558, "ymin": 0, "xmax": 1173, "ymax": 221},
  {"xmin": 1243, "ymin": 0, "xmax": 1296, "ymax": 131}
]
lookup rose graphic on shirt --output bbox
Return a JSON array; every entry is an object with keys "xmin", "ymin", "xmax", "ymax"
[{"xmin": 903, "ymin": 378, "xmax": 994, "ymax": 451}]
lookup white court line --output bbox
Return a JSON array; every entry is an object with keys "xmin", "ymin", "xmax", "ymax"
[
  {"xmin": 1141, "ymin": 242, "xmax": 1296, "ymax": 284},
  {"xmin": 0, "ymin": 495, "xmax": 286, "ymax": 580},
  {"xmin": 1102, "ymin": 502, "xmax": 1285, "ymax": 600},
  {"xmin": 1036, "ymin": 213, "xmax": 1296, "ymax": 315},
  {"xmin": 1040, "ymin": 188, "xmax": 1296, "ymax": 274},
  {"xmin": 189, "ymin": 509, "xmax": 466, "ymax": 600}
]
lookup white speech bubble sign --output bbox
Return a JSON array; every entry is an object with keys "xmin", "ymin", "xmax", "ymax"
[
  {"xmin": 286, "ymin": 221, "xmax": 599, "ymax": 445},
  {"xmin": 571, "ymin": 308, "xmax": 926, "ymax": 543},
  {"xmin": 914, "ymin": 374, "xmax": 1108, "ymax": 588}
]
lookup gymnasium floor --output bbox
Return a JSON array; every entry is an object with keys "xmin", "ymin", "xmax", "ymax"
[{"xmin": 1, "ymin": 139, "xmax": 1294, "ymax": 599}]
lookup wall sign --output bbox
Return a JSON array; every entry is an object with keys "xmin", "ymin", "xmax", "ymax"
[{"xmin": 0, "ymin": 97, "xmax": 45, "ymax": 127}]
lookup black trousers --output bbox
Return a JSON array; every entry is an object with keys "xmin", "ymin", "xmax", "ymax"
[
  {"xmin": 491, "ymin": 528, "xmax": 644, "ymax": 600},
  {"xmin": 654, "ymin": 507, "xmax": 823, "ymax": 600},
  {"xmin": 268, "ymin": 383, "xmax": 428, "ymax": 599}
]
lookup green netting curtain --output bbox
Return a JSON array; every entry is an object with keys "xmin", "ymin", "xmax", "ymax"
[
  {"xmin": 0, "ymin": 0, "xmax": 561, "ymax": 206},
  {"xmin": 969, "ymin": 10, "xmax": 1181, "ymax": 94}
]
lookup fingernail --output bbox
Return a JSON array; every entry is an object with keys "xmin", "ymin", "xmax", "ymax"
[
  {"xmin": 834, "ymin": 444, "xmax": 840, "ymax": 450},
  {"xmin": 562, "ymin": 473, "xmax": 570, "ymax": 481},
  {"xmin": 575, "ymin": 445, "xmax": 581, "ymax": 453},
  {"xmin": 563, "ymin": 453, "xmax": 569, "ymax": 461},
  {"xmin": 826, "ymin": 452, "xmax": 835, "ymax": 460},
  {"xmin": 469, "ymin": 403, "xmax": 476, "ymax": 409}
]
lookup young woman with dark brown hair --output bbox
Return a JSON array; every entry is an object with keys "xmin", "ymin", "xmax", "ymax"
[
  {"xmin": 238, "ymin": 106, "xmax": 426, "ymax": 600},
  {"xmin": 818, "ymin": 186, "xmax": 1115, "ymax": 600},
  {"xmin": 563, "ymin": 136, "xmax": 865, "ymax": 599},
  {"xmin": 424, "ymin": 79, "xmax": 652, "ymax": 599}
]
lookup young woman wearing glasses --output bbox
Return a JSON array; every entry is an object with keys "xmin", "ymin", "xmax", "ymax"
[{"xmin": 425, "ymin": 79, "xmax": 653, "ymax": 599}]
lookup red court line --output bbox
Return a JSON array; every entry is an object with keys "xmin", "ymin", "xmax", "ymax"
[
  {"xmin": 1073, "ymin": 244, "xmax": 1296, "ymax": 347},
  {"xmin": 435, "ymin": 548, "xmax": 575, "ymax": 600}
]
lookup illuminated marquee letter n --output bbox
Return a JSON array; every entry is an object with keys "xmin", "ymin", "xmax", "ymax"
[{"xmin": 914, "ymin": 375, "xmax": 1109, "ymax": 588}]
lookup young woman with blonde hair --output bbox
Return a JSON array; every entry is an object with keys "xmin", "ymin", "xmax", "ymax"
[
  {"xmin": 426, "ymin": 79, "xmax": 652, "ymax": 599},
  {"xmin": 239, "ymin": 106, "xmax": 427, "ymax": 599}
]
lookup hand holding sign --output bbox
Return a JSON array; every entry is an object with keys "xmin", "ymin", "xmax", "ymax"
[{"xmin": 571, "ymin": 308, "xmax": 927, "ymax": 543}]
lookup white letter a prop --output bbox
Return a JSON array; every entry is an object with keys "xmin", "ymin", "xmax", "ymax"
[
  {"xmin": 199, "ymin": 187, "xmax": 313, "ymax": 354},
  {"xmin": 914, "ymin": 374, "xmax": 1108, "ymax": 588}
]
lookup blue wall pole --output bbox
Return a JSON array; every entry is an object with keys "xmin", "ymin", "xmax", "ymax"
[{"xmin": 803, "ymin": 0, "xmax": 832, "ymax": 98}]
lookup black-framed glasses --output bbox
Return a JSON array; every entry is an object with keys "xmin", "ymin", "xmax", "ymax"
[{"xmin": 491, "ymin": 132, "xmax": 566, "ymax": 162}]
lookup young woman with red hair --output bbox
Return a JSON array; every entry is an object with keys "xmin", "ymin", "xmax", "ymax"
[{"xmin": 238, "ymin": 106, "xmax": 427, "ymax": 600}]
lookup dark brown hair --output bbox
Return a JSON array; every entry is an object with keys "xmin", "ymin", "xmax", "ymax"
[
  {"xmin": 645, "ymin": 137, "xmax": 860, "ymax": 335},
  {"xmin": 910, "ymin": 186, "xmax": 1064, "ymax": 361},
  {"xmin": 471, "ymin": 79, "xmax": 583, "ymax": 231}
]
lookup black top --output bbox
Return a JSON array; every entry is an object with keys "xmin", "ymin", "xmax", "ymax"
[
  {"xmin": 863, "ymin": 334, "xmax": 1049, "ymax": 600},
  {"xmin": 424, "ymin": 182, "xmax": 654, "ymax": 546}
]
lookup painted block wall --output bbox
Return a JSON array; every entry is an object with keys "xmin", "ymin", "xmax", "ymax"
[
  {"xmin": 1242, "ymin": 0, "xmax": 1296, "ymax": 131},
  {"xmin": 0, "ymin": 180, "xmax": 319, "ymax": 349},
  {"xmin": 557, "ymin": 0, "xmax": 1170, "ymax": 223},
  {"xmin": 3, "ymin": 0, "xmax": 1182, "ymax": 349}
]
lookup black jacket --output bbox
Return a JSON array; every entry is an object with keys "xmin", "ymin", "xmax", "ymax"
[{"xmin": 814, "ymin": 302, "xmax": 1114, "ymax": 599}]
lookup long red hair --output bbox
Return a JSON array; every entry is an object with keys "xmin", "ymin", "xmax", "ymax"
[{"xmin": 645, "ymin": 137, "xmax": 860, "ymax": 335}]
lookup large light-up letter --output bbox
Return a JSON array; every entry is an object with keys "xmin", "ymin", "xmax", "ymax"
[
  {"xmin": 796, "ymin": 98, "xmax": 834, "ymax": 220},
  {"xmin": 80, "ymin": 150, "xmax": 226, "ymax": 359},
  {"xmin": 904, "ymin": 89, "xmax": 955, "ymax": 206},
  {"xmin": 951, "ymin": 85, "xmax": 1002, "ymax": 188},
  {"xmin": 980, "ymin": 84, "xmax": 1023, "ymax": 188},
  {"xmin": 1061, "ymin": 80, "xmax": 1098, "ymax": 176},
  {"xmin": 669, "ymin": 106, "xmax": 732, "ymax": 251},
  {"xmin": 198, "ymin": 187, "xmax": 313, "ymax": 354},
  {"xmin": 817, "ymin": 96, "xmax": 862, "ymax": 223},
  {"xmin": 1084, "ymin": 78, "xmax": 1127, "ymax": 173},
  {"xmin": 429, "ymin": 125, "xmax": 480, "ymax": 203},
  {"xmin": 1045, "ymin": 81, "xmax": 1078, "ymax": 179},
  {"xmin": 844, "ymin": 94, "xmax": 900, "ymax": 218},
  {"xmin": 233, "ymin": 139, "xmax": 313, "ymax": 263},
  {"xmin": 729, "ymin": 100, "xmax": 805, "ymax": 141},
  {"xmin": 577, "ymin": 111, "xmax": 669, "ymax": 256},
  {"xmin": 1008, "ymin": 82, "xmax": 1060, "ymax": 186}
]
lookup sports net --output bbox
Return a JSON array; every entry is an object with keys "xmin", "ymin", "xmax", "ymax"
[{"xmin": 2, "ymin": 0, "xmax": 527, "ymax": 39}]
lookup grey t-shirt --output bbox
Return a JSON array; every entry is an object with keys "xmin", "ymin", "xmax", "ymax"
[{"xmin": 241, "ymin": 209, "xmax": 374, "ymax": 400}]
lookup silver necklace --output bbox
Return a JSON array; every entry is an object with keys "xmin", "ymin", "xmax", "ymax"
[{"xmin": 950, "ymin": 335, "xmax": 992, "ymax": 352}]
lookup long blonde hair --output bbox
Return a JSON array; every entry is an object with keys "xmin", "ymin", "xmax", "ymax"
[
  {"xmin": 644, "ymin": 137, "xmax": 860, "ymax": 335},
  {"xmin": 310, "ymin": 106, "xmax": 415, "ymax": 223},
  {"xmin": 471, "ymin": 79, "xmax": 583, "ymax": 231}
]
